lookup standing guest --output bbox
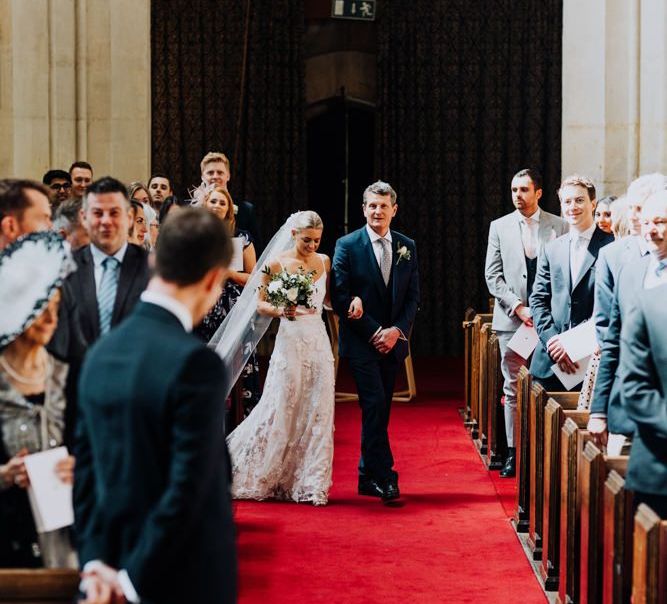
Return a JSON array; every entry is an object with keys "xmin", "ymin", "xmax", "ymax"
[
  {"xmin": 0, "ymin": 232, "xmax": 77, "ymax": 568},
  {"xmin": 147, "ymin": 173, "xmax": 173, "ymax": 210},
  {"xmin": 53, "ymin": 198, "xmax": 90, "ymax": 251},
  {"xmin": 128, "ymin": 181, "xmax": 152, "ymax": 206},
  {"xmin": 64, "ymin": 177, "xmax": 150, "ymax": 346},
  {"xmin": 485, "ymin": 169, "xmax": 567, "ymax": 477},
  {"xmin": 620, "ymin": 282, "xmax": 667, "ymax": 518},
  {"xmin": 332, "ymin": 181, "xmax": 420, "ymax": 502},
  {"xmin": 128, "ymin": 200, "xmax": 148, "ymax": 247},
  {"xmin": 42, "ymin": 170, "xmax": 72, "ymax": 209},
  {"xmin": 530, "ymin": 174, "xmax": 614, "ymax": 391},
  {"xmin": 199, "ymin": 151, "xmax": 262, "ymax": 250},
  {"xmin": 594, "ymin": 195, "xmax": 617, "ymax": 234},
  {"xmin": 74, "ymin": 208, "xmax": 237, "ymax": 604},
  {"xmin": 69, "ymin": 162, "xmax": 93, "ymax": 201},
  {"xmin": 587, "ymin": 175, "xmax": 665, "ymax": 443},
  {"xmin": 0, "ymin": 179, "xmax": 52, "ymax": 249},
  {"xmin": 197, "ymin": 185, "xmax": 259, "ymax": 418}
]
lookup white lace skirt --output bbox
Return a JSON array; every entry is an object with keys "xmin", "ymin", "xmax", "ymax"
[{"xmin": 227, "ymin": 315, "xmax": 335, "ymax": 505}]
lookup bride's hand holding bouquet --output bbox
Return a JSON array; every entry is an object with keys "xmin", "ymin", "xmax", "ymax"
[{"xmin": 259, "ymin": 265, "xmax": 316, "ymax": 321}]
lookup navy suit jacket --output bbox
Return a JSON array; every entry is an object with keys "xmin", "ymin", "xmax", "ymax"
[
  {"xmin": 74, "ymin": 302, "xmax": 237, "ymax": 604},
  {"xmin": 621, "ymin": 284, "xmax": 667, "ymax": 496},
  {"xmin": 591, "ymin": 255, "xmax": 650, "ymax": 433},
  {"xmin": 529, "ymin": 227, "xmax": 614, "ymax": 380},
  {"xmin": 331, "ymin": 227, "xmax": 420, "ymax": 361}
]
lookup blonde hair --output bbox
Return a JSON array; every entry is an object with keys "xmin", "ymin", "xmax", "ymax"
[
  {"xmin": 204, "ymin": 186, "xmax": 235, "ymax": 234},
  {"xmin": 128, "ymin": 181, "xmax": 151, "ymax": 202},
  {"xmin": 610, "ymin": 195, "xmax": 631, "ymax": 239},
  {"xmin": 626, "ymin": 173, "xmax": 667, "ymax": 207},
  {"xmin": 558, "ymin": 174, "xmax": 596, "ymax": 201},
  {"xmin": 292, "ymin": 210, "xmax": 323, "ymax": 232},
  {"xmin": 200, "ymin": 151, "xmax": 230, "ymax": 175}
]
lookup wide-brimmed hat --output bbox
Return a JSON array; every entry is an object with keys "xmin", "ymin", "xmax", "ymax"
[{"xmin": 0, "ymin": 231, "xmax": 76, "ymax": 348}]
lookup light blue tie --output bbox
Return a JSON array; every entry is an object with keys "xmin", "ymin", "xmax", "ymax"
[
  {"xmin": 656, "ymin": 260, "xmax": 667, "ymax": 277},
  {"xmin": 98, "ymin": 256, "xmax": 120, "ymax": 335}
]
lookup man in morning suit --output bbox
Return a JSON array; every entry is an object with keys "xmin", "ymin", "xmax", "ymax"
[
  {"xmin": 529, "ymin": 174, "xmax": 614, "ymax": 391},
  {"xmin": 587, "ymin": 175, "xmax": 665, "ymax": 450},
  {"xmin": 74, "ymin": 208, "xmax": 237, "ymax": 603},
  {"xmin": 331, "ymin": 180, "xmax": 420, "ymax": 502},
  {"xmin": 485, "ymin": 168, "xmax": 567, "ymax": 477}
]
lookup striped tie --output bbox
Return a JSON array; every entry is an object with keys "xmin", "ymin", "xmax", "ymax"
[{"xmin": 98, "ymin": 256, "xmax": 120, "ymax": 335}]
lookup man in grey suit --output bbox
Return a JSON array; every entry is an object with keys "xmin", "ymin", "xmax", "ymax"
[
  {"xmin": 485, "ymin": 169, "xmax": 567, "ymax": 477},
  {"xmin": 588, "ymin": 175, "xmax": 666, "ymax": 448},
  {"xmin": 530, "ymin": 174, "xmax": 614, "ymax": 391}
]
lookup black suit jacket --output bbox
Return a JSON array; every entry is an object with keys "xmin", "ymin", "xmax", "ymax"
[
  {"xmin": 235, "ymin": 200, "xmax": 261, "ymax": 252},
  {"xmin": 621, "ymin": 284, "xmax": 667, "ymax": 496},
  {"xmin": 74, "ymin": 302, "xmax": 237, "ymax": 604},
  {"xmin": 529, "ymin": 227, "xmax": 614, "ymax": 380},
  {"xmin": 331, "ymin": 227, "xmax": 420, "ymax": 361}
]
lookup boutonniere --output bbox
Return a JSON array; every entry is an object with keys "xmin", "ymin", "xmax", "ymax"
[
  {"xmin": 396, "ymin": 244, "xmax": 411, "ymax": 265},
  {"xmin": 233, "ymin": 203, "xmax": 239, "ymax": 215}
]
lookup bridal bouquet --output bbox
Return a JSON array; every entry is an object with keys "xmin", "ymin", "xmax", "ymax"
[{"xmin": 261, "ymin": 266, "xmax": 316, "ymax": 320}]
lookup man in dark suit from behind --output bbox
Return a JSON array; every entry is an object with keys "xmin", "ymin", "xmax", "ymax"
[
  {"xmin": 530, "ymin": 174, "xmax": 614, "ymax": 390},
  {"xmin": 74, "ymin": 207, "xmax": 237, "ymax": 604}
]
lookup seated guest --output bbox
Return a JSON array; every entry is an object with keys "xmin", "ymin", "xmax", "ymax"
[
  {"xmin": 53, "ymin": 198, "xmax": 90, "ymax": 251},
  {"xmin": 0, "ymin": 232, "xmax": 77, "ymax": 568},
  {"xmin": 128, "ymin": 199, "xmax": 148, "ymax": 246},
  {"xmin": 621, "ymin": 282, "xmax": 667, "ymax": 519},
  {"xmin": 594, "ymin": 195, "xmax": 616, "ymax": 234},
  {"xmin": 147, "ymin": 173, "xmax": 174, "ymax": 210},
  {"xmin": 74, "ymin": 208, "xmax": 237, "ymax": 604},
  {"xmin": 0, "ymin": 179, "xmax": 52, "ymax": 250},
  {"xmin": 143, "ymin": 202, "xmax": 159, "ymax": 249},
  {"xmin": 128, "ymin": 181, "xmax": 152, "ymax": 206},
  {"xmin": 530, "ymin": 174, "xmax": 614, "ymax": 391},
  {"xmin": 42, "ymin": 170, "xmax": 72, "ymax": 209},
  {"xmin": 158, "ymin": 195, "xmax": 182, "ymax": 224},
  {"xmin": 69, "ymin": 161, "xmax": 93, "ymax": 201}
]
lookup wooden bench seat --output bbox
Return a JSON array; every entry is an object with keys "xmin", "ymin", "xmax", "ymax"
[
  {"xmin": 0, "ymin": 569, "xmax": 79, "ymax": 603},
  {"xmin": 632, "ymin": 504, "xmax": 667, "ymax": 603}
]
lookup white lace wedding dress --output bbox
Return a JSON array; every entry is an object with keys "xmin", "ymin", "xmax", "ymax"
[{"xmin": 226, "ymin": 262, "xmax": 335, "ymax": 506}]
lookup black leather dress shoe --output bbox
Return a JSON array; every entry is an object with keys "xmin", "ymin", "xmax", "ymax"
[
  {"xmin": 382, "ymin": 481, "xmax": 400, "ymax": 501},
  {"xmin": 499, "ymin": 455, "xmax": 516, "ymax": 478},
  {"xmin": 358, "ymin": 477, "xmax": 385, "ymax": 498}
]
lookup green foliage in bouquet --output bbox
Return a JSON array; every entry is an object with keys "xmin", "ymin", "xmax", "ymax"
[{"xmin": 260, "ymin": 265, "xmax": 316, "ymax": 319}]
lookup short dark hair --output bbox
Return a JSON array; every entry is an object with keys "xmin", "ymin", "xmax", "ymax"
[
  {"xmin": 69, "ymin": 161, "xmax": 93, "ymax": 175},
  {"xmin": 149, "ymin": 173, "xmax": 172, "ymax": 186},
  {"xmin": 42, "ymin": 170, "xmax": 72, "ymax": 185},
  {"xmin": 513, "ymin": 169, "xmax": 543, "ymax": 191},
  {"xmin": 158, "ymin": 196, "xmax": 182, "ymax": 224},
  {"xmin": 83, "ymin": 176, "xmax": 130, "ymax": 210},
  {"xmin": 0, "ymin": 179, "xmax": 50, "ymax": 222},
  {"xmin": 156, "ymin": 207, "xmax": 232, "ymax": 285}
]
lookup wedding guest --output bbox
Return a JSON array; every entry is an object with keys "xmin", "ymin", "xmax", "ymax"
[
  {"xmin": 128, "ymin": 181, "xmax": 152, "ymax": 206},
  {"xmin": 42, "ymin": 170, "xmax": 72, "ymax": 209},
  {"xmin": 485, "ymin": 168, "xmax": 567, "ymax": 477},
  {"xmin": 0, "ymin": 179, "xmax": 52, "ymax": 250},
  {"xmin": 197, "ymin": 185, "xmax": 259, "ymax": 419},
  {"xmin": 74, "ymin": 208, "xmax": 237, "ymax": 604},
  {"xmin": 143, "ymin": 202, "xmax": 159, "ymax": 249},
  {"xmin": 53, "ymin": 198, "xmax": 90, "ymax": 251},
  {"xmin": 594, "ymin": 195, "xmax": 616, "ymax": 234},
  {"xmin": 147, "ymin": 173, "xmax": 173, "ymax": 209},
  {"xmin": 620, "ymin": 282, "xmax": 667, "ymax": 518},
  {"xmin": 69, "ymin": 161, "xmax": 93, "ymax": 201},
  {"xmin": 0, "ymin": 232, "xmax": 77, "ymax": 568},
  {"xmin": 128, "ymin": 199, "xmax": 148, "ymax": 246},
  {"xmin": 530, "ymin": 174, "xmax": 614, "ymax": 391},
  {"xmin": 158, "ymin": 196, "xmax": 182, "ymax": 224},
  {"xmin": 587, "ymin": 174, "xmax": 665, "ymax": 442}
]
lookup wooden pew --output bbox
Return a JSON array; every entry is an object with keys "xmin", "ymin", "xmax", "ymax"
[
  {"xmin": 0, "ymin": 569, "xmax": 79, "ymax": 603},
  {"xmin": 462, "ymin": 308, "xmax": 476, "ymax": 428},
  {"xmin": 556, "ymin": 415, "xmax": 591, "ymax": 603},
  {"xmin": 527, "ymin": 386, "xmax": 578, "ymax": 561},
  {"xmin": 603, "ymin": 469, "xmax": 633, "ymax": 603},
  {"xmin": 513, "ymin": 367, "xmax": 532, "ymax": 533},
  {"xmin": 578, "ymin": 443, "xmax": 627, "ymax": 604},
  {"xmin": 632, "ymin": 504, "xmax": 667, "ymax": 604},
  {"xmin": 484, "ymin": 332, "xmax": 506, "ymax": 469},
  {"xmin": 474, "ymin": 322, "xmax": 493, "ymax": 455},
  {"xmin": 469, "ymin": 314, "xmax": 492, "ymax": 445},
  {"xmin": 540, "ymin": 398, "xmax": 587, "ymax": 590}
]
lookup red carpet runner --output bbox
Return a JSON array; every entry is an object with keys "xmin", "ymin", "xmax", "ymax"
[{"xmin": 234, "ymin": 359, "xmax": 545, "ymax": 603}]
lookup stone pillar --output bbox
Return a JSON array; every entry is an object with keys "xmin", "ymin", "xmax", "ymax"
[{"xmin": 0, "ymin": 0, "xmax": 150, "ymax": 183}]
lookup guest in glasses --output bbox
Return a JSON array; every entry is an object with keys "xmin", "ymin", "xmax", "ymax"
[{"xmin": 42, "ymin": 170, "xmax": 72, "ymax": 210}]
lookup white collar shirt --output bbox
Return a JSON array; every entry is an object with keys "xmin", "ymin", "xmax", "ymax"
[
  {"xmin": 569, "ymin": 223, "xmax": 596, "ymax": 283},
  {"xmin": 140, "ymin": 290, "xmax": 193, "ymax": 332},
  {"xmin": 643, "ymin": 254, "xmax": 667, "ymax": 290},
  {"xmin": 90, "ymin": 242, "xmax": 128, "ymax": 294},
  {"xmin": 366, "ymin": 224, "xmax": 393, "ymax": 268},
  {"xmin": 516, "ymin": 208, "xmax": 541, "ymax": 258}
]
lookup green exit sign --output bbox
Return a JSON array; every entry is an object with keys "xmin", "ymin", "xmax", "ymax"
[{"xmin": 332, "ymin": 0, "xmax": 376, "ymax": 21}]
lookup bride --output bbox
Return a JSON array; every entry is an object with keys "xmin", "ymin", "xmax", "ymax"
[{"xmin": 221, "ymin": 211, "xmax": 341, "ymax": 506}]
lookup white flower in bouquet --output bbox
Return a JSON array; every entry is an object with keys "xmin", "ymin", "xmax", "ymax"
[
  {"xmin": 268, "ymin": 280, "xmax": 282, "ymax": 294},
  {"xmin": 260, "ymin": 264, "xmax": 316, "ymax": 321}
]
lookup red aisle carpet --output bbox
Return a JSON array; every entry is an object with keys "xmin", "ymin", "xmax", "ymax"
[{"xmin": 234, "ymin": 359, "xmax": 545, "ymax": 603}]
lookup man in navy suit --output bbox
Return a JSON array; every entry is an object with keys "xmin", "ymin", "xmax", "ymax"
[
  {"xmin": 530, "ymin": 174, "xmax": 614, "ymax": 390},
  {"xmin": 74, "ymin": 208, "xmax": 237, "ymax": 603},
  {"xmin": 331, "ymin": 181, "xmax": 420, "ymax": 502}
]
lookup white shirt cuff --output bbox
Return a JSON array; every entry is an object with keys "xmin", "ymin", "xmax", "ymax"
[
  {"xmin": 394, "ymin": 327, "xmax": 408, "ymax": 341},
  {"xmin": 369, "ymin": 327, "xmax": 382, "ymax": 343},
  {"xmin": 118, "ymin": 569, "xmax": 141, "ymax": 603},
  {"xmin": 589, "ymin": 413, "xmax": 607, "ymax": 420}
]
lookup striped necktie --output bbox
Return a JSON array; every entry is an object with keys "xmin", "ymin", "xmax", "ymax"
[
  {"xmin": 98, "ymin": 256, "xmax": 120, "ymax": 335},
  {"xmin": 379, "ymin": 238, "xmax": 392, "ymax": 286}
]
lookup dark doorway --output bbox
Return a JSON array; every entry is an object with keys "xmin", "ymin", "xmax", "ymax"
[{"xmin": 306, "ymin": 97, "xmax": 375, "ymax": 256}]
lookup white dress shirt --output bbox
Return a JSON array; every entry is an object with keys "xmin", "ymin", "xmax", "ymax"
[
  {"xmin": 90, "ymin": 242, "xmax": 128, "ymax": 293},
  {"xmin": 517, "ymin": 207, "xmax": 541, "ymax": 259},
  {"xmin": 140, "ymin": 290, "xmax": 193, "ymax": 332},
  {"xmin": 366, "ymin": 224, "xmax": 393, "ymax": 267},
  {"xmin": 643, "ymin": 254, "xmax": 667, "ymax": 289},
  {"xmin": 569, "ymin": 223, "xmax": 596, "ymax": 284}
]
